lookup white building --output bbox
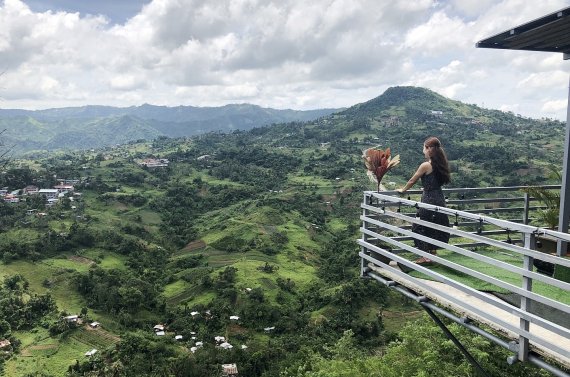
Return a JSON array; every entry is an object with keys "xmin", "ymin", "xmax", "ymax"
[
  {"xmin": 85, "ymin": 349, "xmax": 97, "ymax": 357},
  {"xmin": 38, "ymin": 189, "xmax": 59, "ymax": 200}
]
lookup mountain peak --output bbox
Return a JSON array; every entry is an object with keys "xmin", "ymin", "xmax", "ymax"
[{"xmin": 342, "ymin": 86, "xmax": 459, "ymax": 117}]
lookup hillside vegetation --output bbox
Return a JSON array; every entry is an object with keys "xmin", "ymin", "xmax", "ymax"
[{"xmin": 0, "ymin": 86, "xmax": 562, "ymax": 377}]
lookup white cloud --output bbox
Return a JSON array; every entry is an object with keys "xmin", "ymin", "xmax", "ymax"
[
  {"xmin": 541, "ymin": 99, "xmax": 567, "ymax": 114},
  {"xmin": 0, "ymin": 0, "xmax": 567, "ymax": 121},
  {"xmin": 517, "ymin": 71, "xmax": 568, "ymax": 90},
  {"xmin": 404, "ymin": 11, "xmax": 472, "ymax": 55}
]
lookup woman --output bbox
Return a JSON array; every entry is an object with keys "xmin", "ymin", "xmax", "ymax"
[{"xmin": 396, "ymin": 136, "xmax": 451, "ymax": 264}]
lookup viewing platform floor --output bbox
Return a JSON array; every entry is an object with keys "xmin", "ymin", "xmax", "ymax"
[{"xmin": 368, "ymin": 263, "xmax": 570, "ymax": 370}]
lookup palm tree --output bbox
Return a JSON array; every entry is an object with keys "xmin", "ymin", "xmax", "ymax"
[{"xmin": 523, "ymin": 166, "xmax": 561, "ymax": 229}]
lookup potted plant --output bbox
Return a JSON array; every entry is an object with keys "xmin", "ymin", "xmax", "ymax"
[{"xmin": 523, "ymin": 167, "xmax": 570, "ymax": 281}]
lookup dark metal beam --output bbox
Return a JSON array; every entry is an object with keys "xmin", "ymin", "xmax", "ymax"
[{"xmin": 422, "ymin": 305, "xmax": 491, "ymax": 377}]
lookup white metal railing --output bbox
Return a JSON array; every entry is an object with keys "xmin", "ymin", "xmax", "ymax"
[{"xmin": 359, "ymin": 186, "xmax": 570, "ymax": 374}]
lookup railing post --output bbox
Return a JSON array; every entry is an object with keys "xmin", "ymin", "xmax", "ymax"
[
  {"xmin": 361, "ymin": 192, "xmax": 370, "ymax": 277},
  {"xmin": 519, "ymin": 231, "xmax": 535, "ymax": 362},
  {"xmin": 523, "ymin": 192, "xmax": 530, "ymax": 225}
]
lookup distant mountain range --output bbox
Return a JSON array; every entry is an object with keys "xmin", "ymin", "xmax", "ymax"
[{"xmin": 0, "ymin": 103, "xmax": 342, "ymax": 154}]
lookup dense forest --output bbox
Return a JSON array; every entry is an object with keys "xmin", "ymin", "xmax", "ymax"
[{"xmin": 0, "ymin": 86, "xmax": 564, "ymax": 376}]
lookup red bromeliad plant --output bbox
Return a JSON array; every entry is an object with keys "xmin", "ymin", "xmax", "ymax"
[{"xmin": 363, "ymin": 147, "xmax": 400, "ymax": 192}]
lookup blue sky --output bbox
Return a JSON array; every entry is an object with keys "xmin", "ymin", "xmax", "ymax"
[
  {"xmin": 0, "ymin": 0, "xmax": 568, "ymax": 121},
  {"xmin": 24, "ymin": 0, "xmax": 150, "ymax": 24}
]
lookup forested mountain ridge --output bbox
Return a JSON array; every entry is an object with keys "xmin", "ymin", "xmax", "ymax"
[
  {"xmin": 0, "ymin": 103, "xmax": 341, "ymax": 154},
  {"xmin": 246, "ymin": 85, "xmax": 564, "ymax": 187},
  {"xmin": 0, "ymin": 86, "xmax": 563, "ymax": 376}
]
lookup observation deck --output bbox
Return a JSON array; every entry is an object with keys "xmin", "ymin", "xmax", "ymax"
[{"xmin": 358, "ymin": 186, "xmax": 570, "ymax": 377}]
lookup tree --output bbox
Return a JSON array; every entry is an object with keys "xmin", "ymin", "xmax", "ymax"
[
  {"xmin": 0, "ymin": 129, "xmax": 13, "ymax": 169},
  {"xmin": 0, "ymin": 319, "xmax": 11, "ymax": 338}
]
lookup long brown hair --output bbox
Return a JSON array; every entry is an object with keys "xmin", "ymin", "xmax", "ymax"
[{"xmin": 424, "ymin": 136, "xmax": 450, "ymax": 185}]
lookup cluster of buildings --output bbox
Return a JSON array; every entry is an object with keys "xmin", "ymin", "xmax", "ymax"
[
  {"xmin": 138, "ymin": 158, "xmax": 169, "ymax": 168},
  {"xmin": 1, "ymin": 180, "xmax": 79, "ymax": 206}
]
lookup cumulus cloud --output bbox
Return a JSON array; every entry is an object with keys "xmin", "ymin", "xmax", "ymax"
[
  {"xmin": 0, "ymin": 0, "xmax": 567, "ymax": 120},
  {"xmin": 542, "ymin": 99, "xmax": 567, "ymax": 114}
]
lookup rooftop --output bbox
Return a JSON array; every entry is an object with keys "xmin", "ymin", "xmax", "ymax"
[{"xmin": 476, "ymin": 6, "xmax": 570, "ymax": 57}]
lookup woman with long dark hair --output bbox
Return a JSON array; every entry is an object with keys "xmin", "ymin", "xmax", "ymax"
[{"xmin": 397, "ymin": 136, "xmax": 451, "ymax": 264}]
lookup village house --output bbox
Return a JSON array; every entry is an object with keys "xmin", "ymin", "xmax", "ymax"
[
  {"xmin": 60, "ymin": 179, "xmax": 80, "ymax": 185},
  {"xmin": 214, "ymin": 336, "xmax": 225, "ymax": 344},
  {"xmin": 218, "ymin": 342, "xmax": 233, "ymax": 350},
  {"xmin": 38, "ymin": 189, "xmax": 59, "ymax": 200},
  {"xmin": 23, "ymin": 185, "xmax": 39, "ymax": 195},
  {"xmin": 3, "ymin": 194, "xmax": 19, "ymax": 203},
  {"xmin": 0, "ymin": 339, "xmax": 12, "ymax": 352},
  {"xmin": 54, "ymin": 184, "xmax": 74, "ymax": 193},
  {"xmin": 221, "ymin": 363, "xmax": 239, "ymax": 377},
  {"xmin": 139, "ymin": 158, "xmax": 169, "ymax": 168},
  {"xmin": 63, "ymin": 315, "xmax": 79, "ymax": 323},
  {"xmin": 85, "ymin": 349, "xmax": 97, "ymax": 357}
]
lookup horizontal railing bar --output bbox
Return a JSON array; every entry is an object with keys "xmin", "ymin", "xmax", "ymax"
[
  {"xmin": 386, "ymin": 242, "xmax": 522, "ymax": 253},
  {"xmin": 461, "ymin": 207, "xmax": 537, "ymax": 214},
  {"xmin": 398, "ymin": 220, "xmax": 529, "ymax": 227},
  {"xmin": 391, "ymin": 231, "xmax": 523, "ymax": 242},
  {"xmin": 447, "ymin": 197, "xmax": 526, "ymax": 204},
  {"xmin": 373, "ymin": 185, "xmax": 561, "ymax": 196}
]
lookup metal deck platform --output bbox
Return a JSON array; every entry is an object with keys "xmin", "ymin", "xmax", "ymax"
[{"xmin": 359, "ymin": 189, "xmax": 570, "ymax": 376}]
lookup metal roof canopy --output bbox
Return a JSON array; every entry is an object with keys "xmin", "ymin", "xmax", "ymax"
[
  {"xmin": 476, "ymin": 7, "xmax": 570, "ymax": 56},
  {"xmin": 477, "ymin": 7, "xmax": 570, "ymax": 256}
]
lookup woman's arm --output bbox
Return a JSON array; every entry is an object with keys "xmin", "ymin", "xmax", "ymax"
[{"xmin": 397, "ymin": 162, "xmax": 431, "ymax": 192}]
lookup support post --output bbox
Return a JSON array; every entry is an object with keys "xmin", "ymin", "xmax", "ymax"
[
  {"xmin": 519, "ymin": 232, "xmax": 535, "ymax": 362},
  {"xmin": 557, "ymin": 75, "xmax": 570, "ymax": 256}
]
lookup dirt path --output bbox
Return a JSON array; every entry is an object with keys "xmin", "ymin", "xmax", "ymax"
[
  {"xmin": 68, "ymin": 255, "xmax": 95, "ymax": 265},
  {"xmin": 183, "ymin": 240, "xmax": 206, "ymax": 251},
  {"xmin": 84, "ymin": 325, "xmax": 121, "ymax": 343},
  {"xmin": 20, "ymin": 344, "xmax": 58, "ymax": 357}
]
